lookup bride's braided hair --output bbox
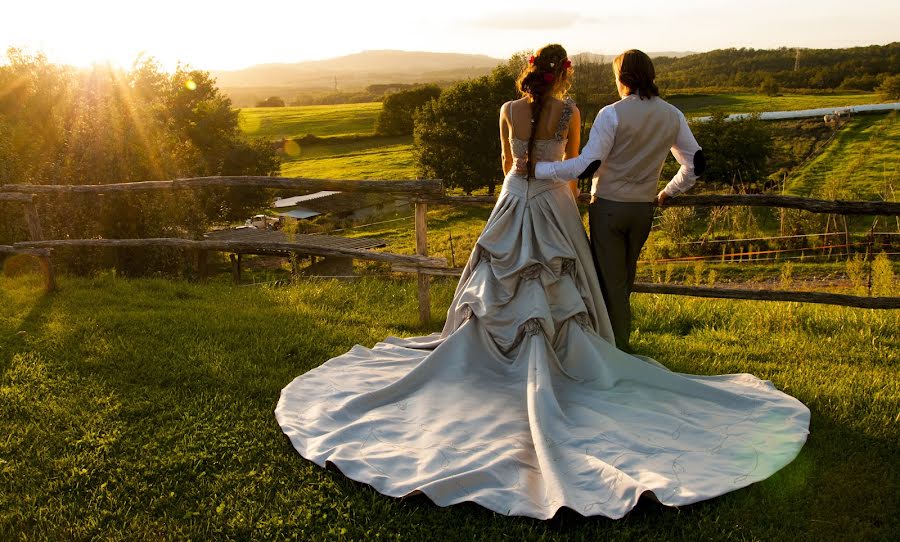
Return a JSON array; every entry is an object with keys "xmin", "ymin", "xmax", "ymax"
[{"xmin": 516, "ymin": 44, "xmax": 572, "ymax": 176}]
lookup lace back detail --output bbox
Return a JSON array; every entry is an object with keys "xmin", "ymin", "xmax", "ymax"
[
  {"xmin": 554, "ymin": 98, "xmax": 575, "ymax": 142},
  {"xmin": 509, "ymin": 98, "xmax": 575, "ymax": 167}
]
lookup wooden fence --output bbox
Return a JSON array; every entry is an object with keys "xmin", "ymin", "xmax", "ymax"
[{"xmin": 2, "ymin": 177, "xmax": 899, "ymax": 324}]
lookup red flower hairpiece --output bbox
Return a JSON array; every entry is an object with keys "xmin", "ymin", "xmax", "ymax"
[
  {"xmin": 562, "ymin": 59, "xmax": 572, "ymax": 69},
  {"xmin": 528, "ymin": 55, "xmax": 535, "ymax": 65}
]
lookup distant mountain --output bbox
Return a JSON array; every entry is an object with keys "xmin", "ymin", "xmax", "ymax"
[
  {"xmin": 212, "ymin": 50, "xmax": 504, "ymax": 89},
  {"xmin": 214, "ymin": 49, "xmax": 705, "ymax": 106}
]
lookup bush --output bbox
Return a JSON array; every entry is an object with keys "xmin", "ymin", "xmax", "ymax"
[
  {"xmin": 375, "ymin": 85, "xmax": 442, "ymax": 136},
  {"xmin": 256, "ymin": 96, "xmax": 285, "ymax": 107},
  {"xmin": 413, "ymin": 62, "xmax": 519, "ymax": 195},
  {"xmin": 876, "ymin": 74, "xmax": 900, "ymax": 100},
  {"xmin": 691, "ymin": 112, "xmax": 774, "ymax": 190}
]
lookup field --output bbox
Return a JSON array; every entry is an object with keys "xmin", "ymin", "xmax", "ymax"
[
  {"xmin": 784, "ymin": 112, "xmax": 899, "ymax": 198},
  {"xmin": 279, "ymin": 136, "xmax": 417, "ymax": 180},
  {"xmin": 668, "ymin": 92, "xmax": 885, "ymax": 117},
  {"xmin": 1, "ymin": 274, "xmax": 898, "ymax": 540},
  {"xmin": 239, "ymin": 102, "xmax": 382, "ymax": 140}
]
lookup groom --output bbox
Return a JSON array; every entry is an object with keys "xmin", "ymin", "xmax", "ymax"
[{"xmin": 534, "ymin": 49, "xmax": 705, "ymax": 352}]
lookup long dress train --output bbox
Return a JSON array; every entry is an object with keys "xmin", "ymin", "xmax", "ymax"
[{"xmin": 275, "ymin": 103, "xmax": 810, "ymax": 519}]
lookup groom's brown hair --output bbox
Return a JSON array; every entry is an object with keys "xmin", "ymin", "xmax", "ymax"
[{"xmin": 613, "ymin": 50, "xmax": 660, "ymax": 99}]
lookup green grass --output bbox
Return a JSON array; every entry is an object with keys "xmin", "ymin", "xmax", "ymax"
[
  {"xmin": 279, "ymin": 136, "xmax": 416, "ymax": 180},
  {"xmin": 670, "ymin": 92, "xmax": 883, "ymax": 117},
  {"xmin": 1, "ymin": 273, "xmax": 898, "ymax": 540},
  {"xmin": 785, "ymin": 112, "xmax": 899, "ymax": 198},
  {"xmin": 238, "ymin": 103, "xmax": 382, "ymax": 140}
]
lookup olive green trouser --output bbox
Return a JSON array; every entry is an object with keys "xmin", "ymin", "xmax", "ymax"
[{"xmin": 588, "ymin": 197, "xmax": 655, "ymax": 351}]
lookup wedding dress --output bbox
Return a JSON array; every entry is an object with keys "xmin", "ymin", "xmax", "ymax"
[{"xmin": 276, "ymin": 100, "xmax": 810, "ymax": 519}]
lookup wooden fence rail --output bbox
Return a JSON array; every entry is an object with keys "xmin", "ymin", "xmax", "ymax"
[
  {"xmin": 3, "ymin": 177, "xmax": 899, "ymax": 322},
  {"xmin": 0, "ymin": 177, "xmax": 443, "ymax": 196},
  {"xmin": 14, "ymin": 238, "xmax": 448, "ymax": 269},
  {"xmin": 424, "ymin": 193, "xmax": 900, "ymax": 216}
]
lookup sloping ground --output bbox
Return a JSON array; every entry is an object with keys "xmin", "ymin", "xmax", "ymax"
[
  {"xmin": 280, "ymin": 136, "xmax": 416, "ymax": 180},
  {"xmin": 784, "ymin": 112, "xmax": 899, "ymax": 199},
  {"xmin": 239, "ymin": 103, "xmax": 382, "ymax": 140},
  {"xmin": 0, "ymin": 275, "xmax": 897, "ymax": 540}
]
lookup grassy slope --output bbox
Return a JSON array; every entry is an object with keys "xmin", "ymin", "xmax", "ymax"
[
  {"xmin": 784, "ymin": 112, "xmax": 899, "ymax": 198},
  {"xmin": 280, "ymin": 136, "xmax": 416, "ymax": 180},
  {"xmin": 0, "ymin": 274, "xmax": 897, "ymax": 540},
  {"xmin": 669, "ymin": 92, "xmax": 883, "ymax": 117},
  {"xmin": 238, "ymin": 103, "xmax": 382, "ymax": 140}
]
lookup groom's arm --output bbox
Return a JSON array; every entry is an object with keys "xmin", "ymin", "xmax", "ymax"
[
  {"xmin": 658, "ymin": 111, "xmax": 704, "ymax": 202},
  {"xmin": 534, "ymin": 105, "xmax": 617, "ymax": 181}
]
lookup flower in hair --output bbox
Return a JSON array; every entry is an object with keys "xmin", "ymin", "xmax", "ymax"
[
  {"xmin": 562, "ymin": 59, "xmax": 572, "ymax": 69},
  {"xmin": 544, "ymin": 73, "xmax": 555, "ymax": 82},
  {"xmin": 549, "ymin": 62, "xmax": 555, "ymax": 68},
  {"xmin": 528, "ymin": 55, "xmax": 535, "ymax": 65}
]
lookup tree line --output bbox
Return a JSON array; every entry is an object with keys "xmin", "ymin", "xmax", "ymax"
[{"xmin": 653, "ymin": 43, "xmax": 899, "ymax": 92}]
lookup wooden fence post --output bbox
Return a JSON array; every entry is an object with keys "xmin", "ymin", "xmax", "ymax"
[
  {"xmin": 22, "ymin": 201, "xmax": 56, "ymax": 291},
  {"xmin": 230, "ymin": 254, "xmax": 242, "ymax": 284},
  {"xmin": 415, "ymin": 201, "xmax": 430, "ymax": 326}
]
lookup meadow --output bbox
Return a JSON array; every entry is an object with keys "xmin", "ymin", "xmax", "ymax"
[
  {"xmin": 239, "ymin": 102, "xmax": 382, "ymax": 140},
  {"xmin": 784, "ymin": 112, "xmax": 899, "ymax": 198},
  {"xmin": 1, "ymin": 273, "xmax": 897, "ymax": 541},
  {"xmin": 667, "ymin": 92, "xmax": 886, "ymax": 117}
]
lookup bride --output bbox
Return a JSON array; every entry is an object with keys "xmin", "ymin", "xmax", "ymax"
[{"xmin": 276, "ymin": 44, "xmax": 810, "ymax": 520}]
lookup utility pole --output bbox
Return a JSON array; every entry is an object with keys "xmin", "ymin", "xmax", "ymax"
[{"xmin": 794, "ymin": 48, "xmax": 800, "ymax": 71}]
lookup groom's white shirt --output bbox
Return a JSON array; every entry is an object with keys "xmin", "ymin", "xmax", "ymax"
[{"xmin": 534, "ymin": 95, "xmax": 702, "ymax": 202}]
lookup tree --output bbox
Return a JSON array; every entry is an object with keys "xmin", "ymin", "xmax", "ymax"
[
  {"xmin": 0, "ymin": 50, "xmax": 280, "ymax": 275},
  {"xmin": 374, "ymin": 84, "xmax": 441, "ymax": 136},
  {"xmin": 256, "ymin": 96, "xmax": 285, "ymax": 107},
  {"xmin": 691, "ymin": 112, "xmax": 773, "ymax": 191},
  {"xmin": 759, "ymin": 75, "xmax": 780, "ymax": 96},
  {"xmin": 877, "ymin": 74, "xmax": 900, "ymax": 100},
  {"xmin": 413, "ymin": 63, "xmax": 519, "ymax": 195}
]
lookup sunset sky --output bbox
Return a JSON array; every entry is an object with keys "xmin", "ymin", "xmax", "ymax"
[{"xmin": 2, "ymin": 0, "xmax": 898, "ymax": 70}]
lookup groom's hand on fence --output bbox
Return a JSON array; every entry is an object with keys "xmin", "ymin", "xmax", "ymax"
[{"xmin": 655, "ymin": 190, "xmax": 671, "ymax": 207}]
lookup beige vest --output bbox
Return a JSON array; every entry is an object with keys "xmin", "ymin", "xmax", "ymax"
[{"xmin": 593, "ymin": 96, "xmax": 681, "ymax": 202}]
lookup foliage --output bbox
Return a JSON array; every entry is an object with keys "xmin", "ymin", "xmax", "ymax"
[
  {"xmin": 413, "ymin": 61, "xmax": 519, "ymax": 195},
  {"xmin": 0, "ymin": 49, "xmax": 279, "ymax": 275},
  {"xmin": 691, "ymin": 112, "xmax": 774, "ymax": 189},
  {"xmin": 255, "ymin": 96, "xmax": 285, "ymax": 107},
  {"xmin": 877, "ymin": 74, "xmax": 900, "ymax": 100},
  {"xmin": 374, "ymin": 84, "xmax": 441, "ymax": 136}
]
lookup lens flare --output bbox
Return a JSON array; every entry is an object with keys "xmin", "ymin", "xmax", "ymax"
[
  {"xmin": 185, "ymin": 79, "xmax": 197, "ymax": 91},
  {"xmin": 3, "ymin": 254, "xmax": 40, "ymax": 277},
  {"xmin": 283, "ymin": 139, "xmax": 301, "ymax": 157}
]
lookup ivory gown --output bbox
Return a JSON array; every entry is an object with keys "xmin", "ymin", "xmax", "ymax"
[{"xmin": 275, "ymin": 102, "xmax": 810, "ymax": 519}]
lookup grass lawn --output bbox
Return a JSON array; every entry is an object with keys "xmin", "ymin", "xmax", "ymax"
[
  {"xmin": 279, "ymin": 136, "xmax": 416, "ymax": 180},
  {"xmin": 784, "ymin": 112, "xmax": 899, "ymax": 198},
  {"xmin": 670, "ymin": 92, "xmax": 884, "ymax": 118},
  {"xmin": 1, "ymin": 273, "xmax": 897, "ymax": 540},
  {"xmin": 239, "ymin": 103, "xmax": 382, "ymax": 140}
]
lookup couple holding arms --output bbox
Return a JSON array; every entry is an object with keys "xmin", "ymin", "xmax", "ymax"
[
  {"xmin": 276, "ymin": 45, "xmax": 808, "ymax": 520},
  {"xmin": 503, "ymin": 46, "xmax": 706, "ymax": 352}
]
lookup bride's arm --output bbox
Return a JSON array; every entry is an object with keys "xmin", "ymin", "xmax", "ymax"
[
  {"xmin": 499, "ymin": 102, "xmax": 513, "ymax": 176},
  {"xmin": 563, "ymin": 106, "xmax": 582, "ymax": 198}
]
